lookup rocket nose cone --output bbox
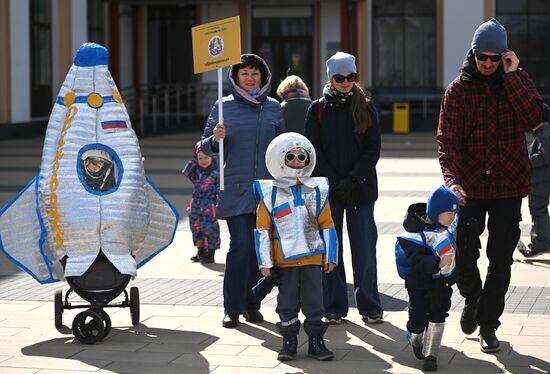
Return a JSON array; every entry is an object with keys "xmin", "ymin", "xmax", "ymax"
[{"xmin": 74, "ymin": 42, "xmax": 108, "ymax": 67}]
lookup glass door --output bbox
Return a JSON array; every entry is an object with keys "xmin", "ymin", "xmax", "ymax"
[{"xmin": 252, "ymin": 11, "xmax": 314, "ymax": 97}]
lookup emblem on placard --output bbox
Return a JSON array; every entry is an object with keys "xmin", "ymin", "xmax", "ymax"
[{"xmin": 208, "ymin": 36, "xmax": 224, "ymax": 58}]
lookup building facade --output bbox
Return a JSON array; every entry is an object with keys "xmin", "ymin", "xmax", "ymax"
[{"xmin": 0, "ymin": 0, "xmax": 549, "ymax": 133}]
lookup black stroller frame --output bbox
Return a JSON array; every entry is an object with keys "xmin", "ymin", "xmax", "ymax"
[{"xmin": 54, "ymin": 251, "xmax": 140, "ymax": 344}]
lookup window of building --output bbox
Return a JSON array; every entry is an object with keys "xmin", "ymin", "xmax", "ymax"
[
  {"xmin": 372, "ymin": 0, "xmax": 436, "ymax": 89},
  {"xmin": 496, "ymin": 0, "xmax": 550, "ymax": 93},
  {"xmin": 30, "ymin": 0, "xmax": 52, "ymax": 117},
  {"xmin": 88, "ymin": 0, "xmax": 106, "ymax": 45}
]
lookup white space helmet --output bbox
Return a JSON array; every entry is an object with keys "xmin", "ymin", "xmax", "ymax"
[{"xmin": 265, "ymin": 132, "xmax": 316, "ymax": 179}]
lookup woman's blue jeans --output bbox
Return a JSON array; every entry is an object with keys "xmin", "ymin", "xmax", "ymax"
[
  {"xmin": 224, "ymin": 214, "xmax": 262, "ymax": 315},
  {"xmin": 324, "ymin": 201, "xmax": 383, "ymax": 317}
]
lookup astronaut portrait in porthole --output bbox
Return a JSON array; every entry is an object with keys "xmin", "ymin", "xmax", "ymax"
[{"xmin": 80, "ymin": 148, "xmax": 116, "ymax": 192}]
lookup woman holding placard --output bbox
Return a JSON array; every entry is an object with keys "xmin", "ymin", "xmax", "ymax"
[{"xmin": 201, "ymin": 53, "xmax": 285, "ymax": 328}]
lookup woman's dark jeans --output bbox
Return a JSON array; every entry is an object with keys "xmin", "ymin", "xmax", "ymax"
[
  {"xmin": 223, "ymin": 214, "xmax": 262, "ymax": 315},
  {"xmin": 324, "ymin": 201, "xmax": 383, "ymax": 318}
]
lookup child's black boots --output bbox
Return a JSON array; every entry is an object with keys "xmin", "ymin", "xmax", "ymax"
[
  {"xmin": 307, "ymin": 335, "xmax": 334, "ymax": 360},
  {"xmin": 277, "ymin": 334, "xmax": 298, "ymax": 361}
]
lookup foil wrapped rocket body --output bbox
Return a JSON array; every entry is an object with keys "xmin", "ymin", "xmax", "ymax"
[{"xmin": 0, "ymin": 43, "xmax": 179, "ymax": 283}]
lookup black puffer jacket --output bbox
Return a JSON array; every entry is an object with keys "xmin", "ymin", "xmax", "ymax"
[
  {"xmin": 304, "ymin": 89, "xmax": 380, "ymax": 205},
  {"xmin": 398, "ymin": 203, "xmax": 457, "ymax": 290}
]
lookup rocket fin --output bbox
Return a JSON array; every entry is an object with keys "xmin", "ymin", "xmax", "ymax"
[
  {"xmin": 0, "ymin": 177, "xmax": 59, "ymax": 284},
  {"xmin": 134, "ymin": 177, "xmax": 179, "ymax": 268}
]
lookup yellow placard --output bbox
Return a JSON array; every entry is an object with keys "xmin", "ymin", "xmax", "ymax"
[{"xmin": 191, "ymin": 16, "xmax": 242, "ymax": 74}]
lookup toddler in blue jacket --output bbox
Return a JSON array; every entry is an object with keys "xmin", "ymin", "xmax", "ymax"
[{"xmin": 396, "ymin": 185, "xmax": 459, "ymax": 372}]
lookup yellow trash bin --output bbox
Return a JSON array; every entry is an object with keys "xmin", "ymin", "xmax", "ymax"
[{"xmin": 393, "ymin": 102, "xmax": 410, "ymax": 133}]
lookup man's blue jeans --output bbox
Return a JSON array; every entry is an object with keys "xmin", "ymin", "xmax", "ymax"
[
  {"xmin": 224, "ymin": 214, "xmax": 262, "ymax": 315},
  {"xmin": 324, "ymin": 202, "xmax": 383, "ymax": 317}
]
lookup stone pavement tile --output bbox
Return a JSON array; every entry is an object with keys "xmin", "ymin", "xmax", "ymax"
[
  {"xmin": 279, "ymin": 358, "xmax": 391, "ymax": 372},
  {"xmin": 502, "ymin": 367, "xmax": 550, "ymax": 374},
  {"xmin": 324, "ymin": 370, "xmax": 388, "ymax": 374},
  {"xmin": 17, "ymin": 339, "xmax": 86, "ymax": 359},
  {"xmin": 502, "ymin": 335, "xmax": 550, "ymax": 346},
  {"xmin": 439, "ymin": 366, "xmax": 502, "ymax": 374},
  {"xmin": 520, "ymin": 326, "xmax": 550, "ymax": 336},
  {"xmin": 186, "ymin": 353, "xmax": 281, "ymax": 368},
  {"xmin": 14, "ymin": 327, "xmax": 80, "ymax": 340},
  {"xmin": 71, "ymin": 349, "xmax": 182, "ymax": 365},
  {"xmin": 0, "ymin": 369, "xmax": 37, "ymax": 374},
  {"xmin": 211, "ymin": 367, "xmax": 304, "ymax": 374},
  {"xmin": 0, "ymin": 314, "xmax": 58, "ymax": 329},
  {"xmin": 0, "ymin": 326, "xmax": 27, "ymax": 337},
  {"xmin": 384, "ymin": 362, "xmax": 425, "ymax": 373},
  {"xmin": 200, "ymin": 343, "xmax": 247, "ymax": 356},
  {"xmin": 210, "ymin": 333, "xmax": 279, "ymax": 346},
  {"xmin": 137, "ymin": 316, "xmax": 186, "ymax": 330},
  {"xmin": 0, "ymin": 302, "xmax": 43, "ymax": 312},
  {"xmin": 504, "ymin": 314, "xmax": 550, "ymax": 326},
  {"xmin": 499, "ymin": 345, "xmax": 550, "ymax": 367},
  {"xmin": 104, "ymin": 328, "xmax": 212, "ymax": 345},
  {"xmin": 39, "ymin": 371, "xmax": 114, "ymax": 374},
  {"xmin": 344, "ymin": 345, "xmax": 407, "ymax": 362},
  {"xmin": 1, "ymin": 356, "xmax": 111, "ymax": 371},
  {"xmin": 162, "ymin": 305, "xmax": 210, "ymax": 317},
  {"xmin": 137, "ymin": 340, "xmax": 211, "ymax": 354},
  {"xmin": 446, "ymin": 353, "xmax": 505, "ymax": 373},
  {"xmin": 102, "ymin": 360, "xmax": 214, "ymax": 374}
]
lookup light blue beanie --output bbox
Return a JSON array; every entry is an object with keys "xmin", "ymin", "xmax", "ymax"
[
  {"xmin": 471, "ymin": 18, "xmax": 508, "ymax": 54},
  {"xmin": 326, "ymin": 52, "xmax": 357, "ymax": 80},
  {"xmin": 426, "ymin": 186, "xmax": 459, "ymax": 224}
]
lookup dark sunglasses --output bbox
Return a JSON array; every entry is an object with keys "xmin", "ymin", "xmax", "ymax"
[
  {"xmin": 333, "ymin": 73, "xmax": 357, "ymax": 83},
  {"xmin": 285, "ymin": 153, "xmax": 307, "ymax": 162},
  {"xmin": 475, "ymin": 53, "xmax": 502, "ymax": 62}
]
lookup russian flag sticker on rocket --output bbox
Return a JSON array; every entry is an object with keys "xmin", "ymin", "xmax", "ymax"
[{"xmin": 101, "ymin": 120, "xmax": 128, "ymax": 131}]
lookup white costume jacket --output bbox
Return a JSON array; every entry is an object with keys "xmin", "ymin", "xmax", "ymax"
[{"xmin": 254, "ymin": 177, "xmax": 338, "ymax": 268}]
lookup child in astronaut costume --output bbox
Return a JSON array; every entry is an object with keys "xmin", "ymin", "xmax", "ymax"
[
  {"xmin": 254, "ymin": 132, "xmax": 338, "ymax": 362},
  {"xmin": 396, "ymin": 185, "xmax": 459, "ymax": 372}
]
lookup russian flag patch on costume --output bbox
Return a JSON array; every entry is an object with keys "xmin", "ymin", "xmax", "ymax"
[
  {"xmin": 101, "ymin": 120, "xmax": 128, "ymax": 130},
  {"xmin": 436, "ymin": 240, "xmax": 453, "ymax": 257},
  {"xmin": 273, "ymin": 202, "xmax": 292, "ymax": 219}
]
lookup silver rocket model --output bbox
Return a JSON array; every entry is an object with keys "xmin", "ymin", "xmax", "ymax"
[{"xmin": 0, "ymin": 43, "xmax": 179, "ymax": 283}]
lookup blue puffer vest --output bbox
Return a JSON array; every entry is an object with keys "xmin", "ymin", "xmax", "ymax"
[{"xmin": 201, "ymin": 54, "xmax": 285, "ymax": 218}]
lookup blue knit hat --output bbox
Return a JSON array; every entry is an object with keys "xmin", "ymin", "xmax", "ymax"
[
  {"xmin": 326, "ymin": 52, "xmax": 357, "ymax": 80},
  {"xmin": 426, "ymin": 186, "xmax": 459, "ymax": 224},
  {"xmin": 471, "ymin": 18, "xmax": 508, "ymax": 54}
]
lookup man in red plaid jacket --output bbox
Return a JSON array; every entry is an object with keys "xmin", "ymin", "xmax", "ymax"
[{"xmin": 437, "ymin": 18, "xmax": 544, "ymax": 354}]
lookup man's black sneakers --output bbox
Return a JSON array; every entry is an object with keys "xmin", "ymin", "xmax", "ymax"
[
  {"xmin": 480, "ymin": 326, "xmax": 500, "ymax": 353},
  {"xmin": 460, "ymin": 302, "xmax": 478, "ymax": 335}
]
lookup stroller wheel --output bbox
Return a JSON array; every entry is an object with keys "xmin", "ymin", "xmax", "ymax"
[
  {"xmin": 98, "ymin": 310, "xmax": 112, "ymax": 339},
  {"xmin": 72, "ymin": 310, "xmax": 105, "ymax": 344},
  {"xmin": 54, "ymin": 290, "xmax": 63, "ymax": 327},
  {"xmin": 130, "ymin": 287, "xmax": 140, "ymax": 325}
]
